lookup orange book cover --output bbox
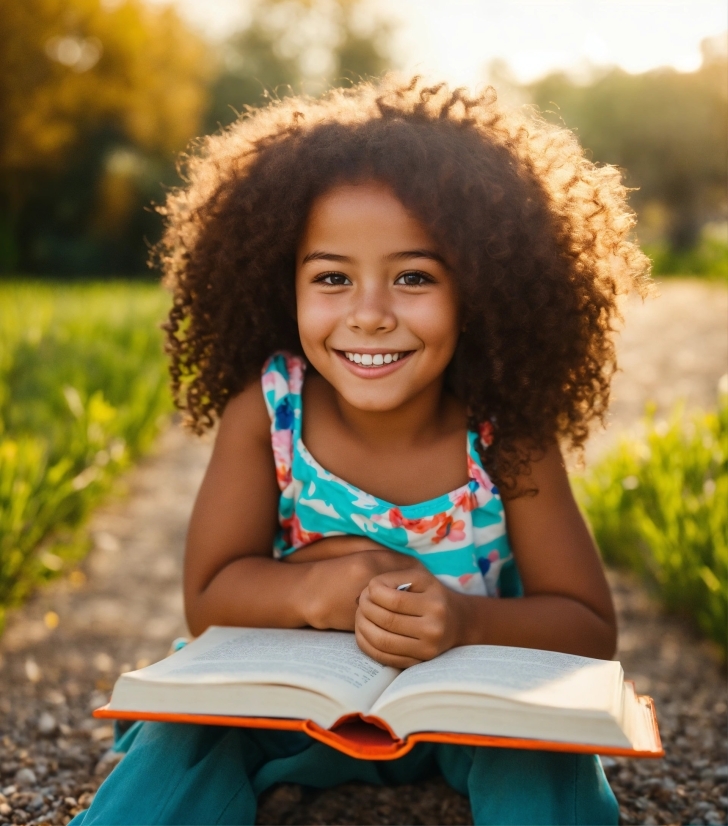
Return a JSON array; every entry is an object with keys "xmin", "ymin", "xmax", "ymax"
[{"xmin": 94, "ymin": 692, "xmax": 664, "ymax": 762}]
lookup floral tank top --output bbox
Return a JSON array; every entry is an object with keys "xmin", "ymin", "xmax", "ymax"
[{"xmin": 262, "ymin": 352, "xmax": 522, "ymax": 598}]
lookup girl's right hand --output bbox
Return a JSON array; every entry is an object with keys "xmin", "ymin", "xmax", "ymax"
[{"xmin": 301, "ymin": 545, "xmax": 424, "ymax": 632}]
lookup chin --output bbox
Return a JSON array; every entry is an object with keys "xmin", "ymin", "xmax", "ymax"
[{"xmin": 339, "ymin": 386, "xmax": 409, "ymax": 413}]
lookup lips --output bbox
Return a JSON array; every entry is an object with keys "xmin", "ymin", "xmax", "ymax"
[{"xmin": 334, "ymin": 349, "xmax": 414, "ymax": 377}]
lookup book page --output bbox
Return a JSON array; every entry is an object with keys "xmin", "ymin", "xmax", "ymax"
[
  {"xmin": 122, "ymin": 627, "xmax": 400, "ymax": 712},
  {"xmin": 371, "ymin": 645, "xmax": 623, "ymax": 717}
]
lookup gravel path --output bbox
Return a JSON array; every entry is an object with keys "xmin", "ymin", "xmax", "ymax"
[{"xmin": 0, "ymin": 279, "xmax": 726, "ymax": 826}]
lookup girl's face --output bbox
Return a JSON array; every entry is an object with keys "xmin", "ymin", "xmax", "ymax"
[{"xmin": 296, "ymin": 181, "xmax": 460, "ymax": 413}]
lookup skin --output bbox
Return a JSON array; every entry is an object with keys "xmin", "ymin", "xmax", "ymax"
[{"xmin": 184, "ymin": 181, "xmax": 617, "ymax": 667}]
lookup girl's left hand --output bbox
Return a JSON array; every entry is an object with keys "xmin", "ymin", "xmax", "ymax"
[{"xmin": 355, "ymin": 570, "xmax": 463, "ymax": 668}]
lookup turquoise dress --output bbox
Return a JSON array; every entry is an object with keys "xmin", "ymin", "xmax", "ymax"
[
  {"xmin": 262, "ymin": 352, "xmax": 521, "ymax": 598},
  {"xmin": 70, "ymin": 353, "xmax": 618, "ymax": 826}
]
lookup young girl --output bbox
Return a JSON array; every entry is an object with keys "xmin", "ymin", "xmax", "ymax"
[{"xmin": 73, "ymin": 76, "xmax": 650, "ymax": 825}]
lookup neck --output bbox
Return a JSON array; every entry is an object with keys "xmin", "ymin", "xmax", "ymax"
[{"xmin": 331, "ymin": 376, "xmax": 452, "ymax": 450}]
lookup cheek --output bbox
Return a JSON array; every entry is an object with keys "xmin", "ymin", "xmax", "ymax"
[
  {"xmin": 403, "ymin": 294, "xmax": 460, "ymax": 356},
  {"xmin": 296, "ymin": 292, "xmax": 340, "ymax": 349}
]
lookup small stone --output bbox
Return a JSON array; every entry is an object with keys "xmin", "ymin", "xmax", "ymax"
[
  {"xmin": 24, "ymin": 658, "xmax": 41, "ymax": 683},
  {"xmin": 90, "ymin": 725, "xmax": 114, "ymax": 742},
  {"xmin": 0, "ymin": 802, "xmax": 10, "ymax": 816},
  {"xmin": 64, "ymin": 797, "xmax": 77, "ymax": 807},
  {"xmin": 26, "ymin": 794, "xmax": 43, "ymax": 811},
  {"xmin": 94, "ymin": 749, "xmax": 124, "ymax": 777},
  {"xmin": 78, "ymin": 792, "xmax": 95, "ymax": 808},
  {"xmin": 600, "ymin": 756, "xmax": 617, "ymax": 768},
  {"xmin": 87, "ymin": 691, "xmax": 108, "ymax": 712},
  {"xmin": 2, "ymin": 786, "xmax": 16, "ymax": 796},
  {"xmin": 13, "ymin": 769, "xmax": 36, "ymax": 788},
  {"xmin": 715, "ymin": 765, "xmax": 728, "ymax": 779},
  {"xmin": 45, "ymin": 689, "xmax": 65, "ymax": 705},
  {"xmin": 705, "ymin": 812, "xmax": 723, "ymax": 825},
  {"xmin": 36, "ymin": 713, "xmax": 57, "ymax": 736}
]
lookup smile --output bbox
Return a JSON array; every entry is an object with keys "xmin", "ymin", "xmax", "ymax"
[
  {"xmin": 344, "ymin": 351, "xmax": 408, "ymax": 366},
  {"xmin": 335, "ymin": 349, "xmax": 414, "ymax": 377}
]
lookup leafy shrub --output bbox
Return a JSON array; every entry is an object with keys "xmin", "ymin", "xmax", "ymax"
[
  {"xmin": 644, "ymin": 236, "xmax": 728, "ymax": 281},
  {"xmin": 0, "ymin": 281, "xmax": 172, "ymax": 629},
  {"xmin": 575, "ymin": 380, "xmax": 728, "ymax": 652}
]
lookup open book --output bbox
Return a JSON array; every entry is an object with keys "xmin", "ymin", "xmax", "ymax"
[{"xmin": 95, "ymin": 627, "xmax": 663, "ymax": 760}]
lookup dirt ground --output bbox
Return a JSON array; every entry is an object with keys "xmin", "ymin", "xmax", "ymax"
[{"xmin": 0, "ymin": 279, "xmax": 726, "ymax": 825}]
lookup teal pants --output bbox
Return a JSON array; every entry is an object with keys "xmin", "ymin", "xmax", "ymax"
[{"xmin": 70, "ymin": 720, "xmax": 618, "ymax": 825}]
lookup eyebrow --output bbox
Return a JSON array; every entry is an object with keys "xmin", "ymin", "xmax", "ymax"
[{"xmin": 301, "ymin": 248, "xmax": 448, "ymax": 266}]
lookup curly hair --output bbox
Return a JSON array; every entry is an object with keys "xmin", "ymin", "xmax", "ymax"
[{"xmin": 155, "ymin": 75, "xmax": 652, "ymax": 492}]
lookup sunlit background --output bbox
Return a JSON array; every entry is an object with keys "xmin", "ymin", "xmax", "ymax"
[
  {"xmin": 172, "ymin": 0, "xmax": 727, "ymax": 79},
  {"xmin": 1, "ymin": 0, "xmax": 726, "ymax": 275}
]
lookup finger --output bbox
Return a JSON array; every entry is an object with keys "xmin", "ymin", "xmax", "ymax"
[
  {"xmin": 355, "ymin": 624, "xmax": 422, "ymax": 669},
  {"xmin": 369, "ymin": 567, "xmax": 433, "ymax": 594},
  {"xmin": 366, "ymin": 577, "xmax": 431, "ymax": 615},
  {"xmin": 358, "ymin": 591, "xmax": 424, "ymax": 639},
  {"xmin": 356, "ymin": 612, "xmax": 426, "ymax": 662}
]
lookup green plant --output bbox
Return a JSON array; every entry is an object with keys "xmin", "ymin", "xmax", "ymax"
[
  {"xmin": 575, "ymin": 381, "xmax": 728, "ymax": 652},
  {"xmin": 0, "ymin": 281, "xmax": 172, "ymax": 630},
  {"xmin": 644, "ymin": 236, "xmax": 728, "ymax": 281}
]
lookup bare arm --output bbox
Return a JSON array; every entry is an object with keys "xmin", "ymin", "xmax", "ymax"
[
  {"xmin": 456, "ymin": 442, "xmax": 616, "ymax": 655},
  {"xmin": 183, "ymin": 382, "xmax": 422, "ymax": 636},
  {"xmin": 356, "ymin": 443, "xmax": 617, "ymax": 665}
]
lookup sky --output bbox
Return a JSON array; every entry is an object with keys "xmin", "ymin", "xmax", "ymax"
[{"xmin": 167, "ymin": 0, "xmax": 728, "ymax": 86}]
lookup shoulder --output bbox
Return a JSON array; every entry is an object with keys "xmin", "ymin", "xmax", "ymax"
[
  {"xmin": 501, "ymin": 441, "xmax": 573, "ymax": 509},
  {"xmin": 219, "ymin": 350, "xmax": 306, "ymax": 448},
  {"xmin": 217, "ymin": 378, "xmax": 271, "ymax": 451}
]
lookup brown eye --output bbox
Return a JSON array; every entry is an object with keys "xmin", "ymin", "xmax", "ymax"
[
  {"xmin": 395, "ymin": 271, "xmax": 433, "ymax": 286},
  {"xmin": 316, "ymin": 272, "xmax": 351, "ymax": 286}
]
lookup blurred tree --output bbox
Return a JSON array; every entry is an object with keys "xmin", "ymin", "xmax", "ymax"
[
  {"xmin": 528, "ymin": 36, "xmax": 727, "ymax": 252},
  {"xmin": 204, "ymin": 0, "xmax": 393, "ymax": 133},
  {"xmin": 0, "ymin": 0, "xmax": 210, "ymax": 273}
]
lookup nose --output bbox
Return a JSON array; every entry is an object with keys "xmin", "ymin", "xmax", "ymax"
[{"xmin": 346, "ymin": 283, "xmax": 397, "ymax": 335}]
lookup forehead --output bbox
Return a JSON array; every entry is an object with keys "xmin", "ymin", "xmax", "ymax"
[{"xmin": 299, "ymin": 182, "xmax": 437, "ymax": 253}]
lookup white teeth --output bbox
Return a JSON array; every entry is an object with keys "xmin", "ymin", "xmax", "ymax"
[{"xmin": 343, "ymin": 352, "xmax": 407, "ymax": 367}]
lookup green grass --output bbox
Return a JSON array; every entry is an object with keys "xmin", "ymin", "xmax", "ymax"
[
  {"xmin": 575, "ymin": 382, "xmax": 728, "ymax": 653},
  {"xmin": 0, "ymin": 280, "xmax": 172, "ymax": 630},
  {"xmin": 644, "ymin": 237, "xmax": 728, "ymax": 281}
]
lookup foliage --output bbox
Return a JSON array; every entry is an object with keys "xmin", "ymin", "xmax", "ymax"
[
  {"xmin": 575, "ymin": 384, "xmax": 728, "ymax": 652},
  {"xmin": 645, "ymin": 235, "xmax": 728, "ymax": 281},
  {"xmin": 0, "ymin": 281, "xmax": 172, "ymax": 630},
  {"xmin": 0, "ymin": 0, "xmax": 210, "ymax": 274},
  {"xmin": 4, "ymin": 0, "xmax": 723, "ymax": 274},
  {"xmin": 1, "ymin": 0, "xmax": 395, "ymax": 274},
  {"xmin": 528, "ymin": 36, "xmax": 727, "ymax": 254},
  {"xmin": 204, "ymin": 0, "xmax": 394, "ymax": 133}
]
